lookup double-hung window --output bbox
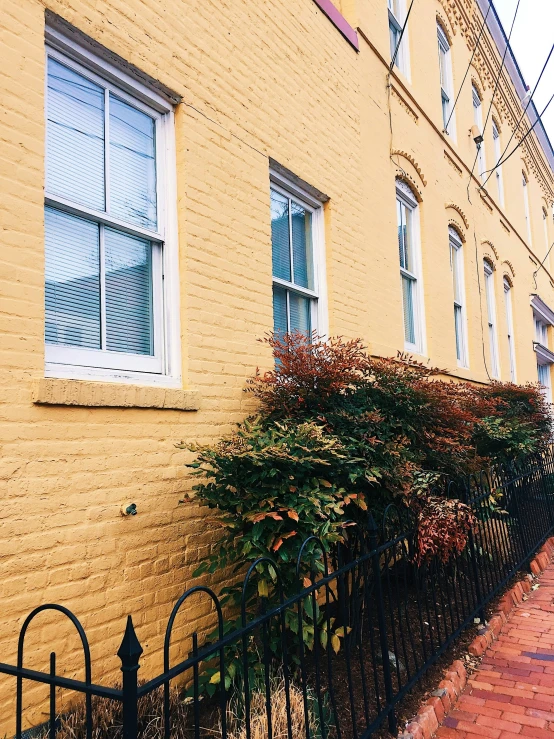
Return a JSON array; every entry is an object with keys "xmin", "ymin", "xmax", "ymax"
[
  {"xmin": 522, "ymin": 173, "xmax": 532, "ymax": 245},
  {"xmin": 483, "ymin": 261, "xmax": 499, "ymax": 378},
  {"xmin": 449, "ymin": 228, "xmax": 467, "ymax": 367},
  {"xmin": 492, "ymin": 122, "xmax": 504, "ymax": 206},
  {"xmin": 437, "ymin": 25, "xmax": 455, "ymax": 136},
  {"xmin": 388, "ymin": 0, "xmax": 408, "ymax": 76},
  {"xmin": 503, "ymin": 278, "xmax": 516, "ymax": 382},
  {"xmin": 472, "ymin": 85, "xmax": 486, "ymax": 180},
  {"xmin": 270, "ymin": 174, "xmax": 325, "ymax": 338},
  {"xmin": 44, "ymin": 42, "xmax": 178, "ymax": 383},
  {"xmin": 397, "ymin": 181, "xmax": 424, "ymax": 353}
]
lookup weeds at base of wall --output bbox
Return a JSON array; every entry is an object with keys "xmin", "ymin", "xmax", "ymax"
[{"xmin": 31, "ymin": 678, "xmax": 320, "ymax": 739}]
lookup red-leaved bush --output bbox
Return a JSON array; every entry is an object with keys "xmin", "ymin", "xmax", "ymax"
[{"xmin": 186, "ymin": 332, "xmax": 551, "ymax": 569}]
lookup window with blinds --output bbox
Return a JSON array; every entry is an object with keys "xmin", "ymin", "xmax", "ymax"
[
  {"xmin": 396, "ymin": 180, "xmax": 423, "ymax": 353},
  {"xmin": 44, "ymin": 46, "xmax": 171, "ymax": 377},
  {"xmin": 270, "ymin": 178, "xmax": 322, "ymax": 339}
]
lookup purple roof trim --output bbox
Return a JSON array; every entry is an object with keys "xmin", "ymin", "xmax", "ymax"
[{"xmin": 311, "ymin": 0, "xmax": 359, "ymax": 51}]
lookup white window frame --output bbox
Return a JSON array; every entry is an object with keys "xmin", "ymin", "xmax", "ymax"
[
  {"xmin": 484, "ymin": 260, "xmax": 500, "ymax": 379},
  {"xmin": 437, "ymin": 25, "xmax": 456, "ymax": 139},
  {"xmin": 503, "ymin": 278, "xmax": 516, "ymax": 382},
  {"xmin": 44, "ymin": 30, "xmax": 181, "ymax": 387},
  {"xmin": 472, "ymin": 86, "xmax": 486, "ymax": 181},
  {"xmin": 388, "ymin": 0, "xmax": 410, "ymax": 79},
  {"xmin": 396, "ymin": 180, "xmax": 425, "ymax": 355},
  {"xmin": 449, "ymin": 228, "xmax": 468, "ymax": 367},
  {"xmin": 492, "ymin": 122, "xmax": 504, "ymax": 207},
  {"xmin": 269, "ymin": 169, "xmax": 328, "ymax": 339},
  {"xmin": 522, "ymin": 173, "xmax": 532, "ymax": 245}
]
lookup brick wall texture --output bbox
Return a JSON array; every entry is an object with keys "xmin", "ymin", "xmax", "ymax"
[{"xmin": 0, "ymin": 0, "xmax": 553, "ymax": 731}]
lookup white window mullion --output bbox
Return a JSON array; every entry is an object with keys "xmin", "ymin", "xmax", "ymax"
[
  {"xmin": 99, "ymin": 223, "xmax": 107, "ymax": 350},
  {"xmin": 286, "ymin": 289, "xmax": 291, "ymax": 333},
  {"xmin": 104, "ymin": 88, "xmax": 110, "ymax": 215},
  {"xmin": 287, "ymin": 197, "xmax": 295, "ymax": 285}
]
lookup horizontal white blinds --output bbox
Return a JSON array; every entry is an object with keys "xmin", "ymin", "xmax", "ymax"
[
  {"xmin": 105, "ymin": 228, "xmax": 153, "ymax": 355},
  {"xmin": 45, "ymin": 208, "xmax": 155, "ymax": 356},
  {"xmin": 45, "ymin": 208, "xmax": 101, "ymax": 349},
  {"xmin": 271, "ymin": 186, "xmax": 316, "ymax": 336},
  {"xmin": 47, "ymin": 58, "xmax": 105, "ymax": 211},
  {"xmin": 45, "ymin": 52, "xmax": 161, "ymax": 368},
  {"xmin": 109, "ymin": 97, "xmax": 157, "ymax": 230}
]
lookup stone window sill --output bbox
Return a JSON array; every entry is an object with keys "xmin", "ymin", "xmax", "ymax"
[{"xmin": 32, "ymin": 378, "xmax": 200, "ymax": 410}]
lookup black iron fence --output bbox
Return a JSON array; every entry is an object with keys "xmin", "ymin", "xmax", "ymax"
[{"xmin": 2, "ymin": 449, "xmax": 554, "ymax": 739}]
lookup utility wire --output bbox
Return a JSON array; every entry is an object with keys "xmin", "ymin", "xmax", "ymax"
[
  {"xmin": 481, "ymin": 91, "xmax": 554, "ymax": 188},
  {"xmin": 533, "ymin": 240, "xmax": 554, "ymax": 290},
  {"xmin": 443, "ymin": 0, "xmax": 494, "ymax": 134},
  {"xmin": 480, "ymin": 43, "xmax": 554, "ymax": 190},
  {"xmin": 467, "ymin": 0, "xmax": 521, "ymax": 200}
]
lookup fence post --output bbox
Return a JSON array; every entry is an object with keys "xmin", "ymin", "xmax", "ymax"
[
  {"xmin": 463, "ymin": 482, "xmax": 485, "ymax": 623},
  {"xmin": 118, "ymin": 615, "xmax": 143, "ymax": 739},
  {"xmin": 368, "ymin": 513, "xmax": 396, "ymax": 736}
]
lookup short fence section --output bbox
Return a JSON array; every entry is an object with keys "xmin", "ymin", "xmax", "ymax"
[{"xmin": 2, "ymin": 450, "xmax": 554, "ymax": 739}]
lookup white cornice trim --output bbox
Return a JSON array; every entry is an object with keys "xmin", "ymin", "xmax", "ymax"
[
  {"xmin": 531, "ymin": 295, "xmax": 554, "ymax": 326},
  {"xmin": 535, "ymin": 343, "xmax": 554, "ymax": 365}
]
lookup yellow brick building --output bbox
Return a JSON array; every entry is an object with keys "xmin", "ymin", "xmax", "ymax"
[{"xmin": 0, "ymin": 0, "xmax": 553, "ymax": 730}]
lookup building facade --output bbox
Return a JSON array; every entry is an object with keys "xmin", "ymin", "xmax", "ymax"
[{"xmin": 0, "ymin": 0, "xmax": 553, "ymax": 728}]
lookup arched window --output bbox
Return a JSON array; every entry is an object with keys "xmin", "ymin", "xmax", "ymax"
[
  {"xmin": 449, "ymin": 227, "xmax": 467, "ymax": 366},
  {"xmin": 472, "ymin": 85, "xmax": 486, "ymax": 180},
  {"xmin": 503, "ymin": 277, "xmax": 516, "ymax": 382},
  {"xmin": 438, "ymin": 24, "xmax": 455, "ymax": 137},
  {"xmin": 396, "ymin": 180, "xmax": 424, "ymax": 352},
  {"xmin": 483, "ymin": 260, "xmax": 499, "ymax": 378}
]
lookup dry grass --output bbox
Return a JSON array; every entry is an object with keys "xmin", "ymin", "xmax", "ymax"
[
  {"xmin": 36, "ymin": 685, "xmax": 189, "ymax": 739},
  {"xmin": 226, "ymin": 678, "xmax": 319, "ymax": 739},
  {"xmin": 32, "ymin": 678, "xmax": 326, "ymax": 739}
]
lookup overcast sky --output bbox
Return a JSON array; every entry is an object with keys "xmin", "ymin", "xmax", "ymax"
[{"xmin": 494, "ymin": 0, "xmax": 554, "ymax": 150}]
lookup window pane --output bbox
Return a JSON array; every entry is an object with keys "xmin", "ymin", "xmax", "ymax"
[
  {"xmin": 451, "ymin": 244, "xmax": 461, "ymax": 302},
  {"xmin": 47, "ymin": 58, "xmax": 105, "ymax": 211},
  {"xmin": 291, "ymin": 201, "xmax": 313, "ymax": 289},
  {"xmin": 398, "ymin": 201, "xmax": 412, "ymax": 271},
  {"xmin": 454, "ymin": 304, "xmax": 463, "ymax": 361},
  {"xmin": 402, "ymin": 274, "xmax": 415, "ymax": 345},
  {"xmin": 289, "ymin": 292, "xmax": 311, "ymax": 335},
  {"xmin": 272, "ymin": 285, "xmax": 288, "ymax": 336},
  {"xmin": 271, "ymin": 190, "xmax": 291, "ymax": 281},
  {"xmin": 45, "ymin": 207, "xmax": 101, "ymax": 349},
  {"xmin": 105, "ymin": 229, "xmax": 153, "ymax": 355},
  {"xmin": 389, "ymin": 24, "xmax": 399, "ymax": 60},
  {"xmin": 109, "ymin": 96, "xmax": 157, "ymax": 230}
]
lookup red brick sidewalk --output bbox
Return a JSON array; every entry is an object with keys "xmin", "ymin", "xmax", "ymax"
[{"xmin": 437, "ymin": 567, "xmax": 554, "ymax": 738}]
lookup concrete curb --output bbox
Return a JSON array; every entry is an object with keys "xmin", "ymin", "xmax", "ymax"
[{"xmin": 397, "ymin": 536, "xmax": 554, "ymax": 739}]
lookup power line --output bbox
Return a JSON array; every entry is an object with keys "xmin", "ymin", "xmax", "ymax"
[
  {"xmin": 467, "ymin": 0, "xmax": 521, "ymax": 199},
  {"xmin": 482, "ymin": 91, "xmax": 554, "ymax": 183},
  {"xmin": 533, "ymin": 240, "xmax": 554, "ymax": 291},
  {"xmin": 443, "ymin": 0, "xmax": 493, "ymax": 135},
  {"xmin": 480, "ymin": 43, "xmax": 554, "ymax": 189}
]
